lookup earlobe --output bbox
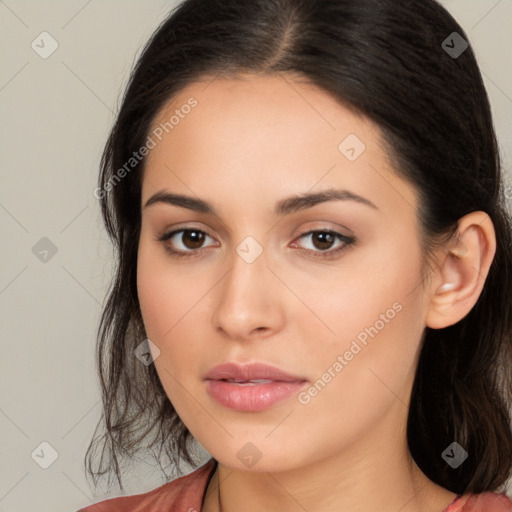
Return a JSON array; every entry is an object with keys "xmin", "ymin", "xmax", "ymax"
[{"xmin": 425, "ymin": 212, "xmax": 496, "ymax": 330}]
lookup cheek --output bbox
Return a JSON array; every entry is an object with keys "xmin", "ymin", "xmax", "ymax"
[
  {"xmin": 137, "ymin": 250, "xmax": 172, "ymax": 341},
  {"xmin": 136, "ymin": 237, "xmax": 218, "ymax": 383},
  {"xmin": 136, "ymin": 244, "xmax": 200, "ymax": 408},
  {"xmin": 137, "ymin": 238, "xmax": 199, "ymax": 341},
  {"xmin": 286, "ymin": 275, "xmax": 425, "ymax": 459},
  {"xmin": 293, "ymin": 233, "xmax": 425, "ymax": 352},
  {"xmin": 301, "ymin": 242, "xmax": 426, "ymax": 410},
  {"xmin": 292, "ymin": 238, "xmax": 424, "ymax": 378}
]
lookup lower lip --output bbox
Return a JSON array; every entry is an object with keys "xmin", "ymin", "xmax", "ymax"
[{"xmin": 206, "ymin": 379, "xmax": 308, "ymax": 412}]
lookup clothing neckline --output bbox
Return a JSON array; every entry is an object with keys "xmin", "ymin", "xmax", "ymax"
[
  {"xmin": 444, "ymin": 494, "xmax": 464, "ymax": 510},
  {"xmin": 444, "ymin": 493, "xmax": 474, "ymax": 511},
  {"xmin": 198, "ymin": 460, "xmax": 469, "ymax": 512},
  {"xmin": 200, "ymin": 457, "xmax": 219, "ymax": 510}
]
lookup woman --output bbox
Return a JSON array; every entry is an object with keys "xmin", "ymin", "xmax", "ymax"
[{"xmin": 78, "ymin": 0, "xmax": 512, "ymax": 510}]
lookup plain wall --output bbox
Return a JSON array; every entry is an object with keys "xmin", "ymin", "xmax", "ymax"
[{"xmin": 1, "ymin": 1, "xmax": 511, "ymax": 511}]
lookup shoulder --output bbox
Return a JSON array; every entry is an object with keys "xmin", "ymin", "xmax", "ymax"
[
  {"xmin": 76, "ymin": 458, "xmax": 217, "ymax": 512},
  {"xmin": 444, "ymin": 491, "xmax": 512, "ymax": 512}
]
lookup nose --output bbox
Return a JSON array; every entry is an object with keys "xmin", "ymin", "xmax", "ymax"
[{"xmin": 211, "ymin": 244, "xmax": 286, "ymax": 343}]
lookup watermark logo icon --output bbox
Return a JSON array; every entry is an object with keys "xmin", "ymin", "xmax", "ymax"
[
  {"xmin": 31, "ymin": 32, "xmax": 59, "ymax": 59},
  {"xmin": 236, "ymin": 236, "xmax": 263, "ymax": 264},
  {"xmin": 338, "ymin": 134, "xmax": 366, "ymax": 162},
  {"xmin": 134, "ymin": 338, "xmax": 160, "ymax": 365},
  {"xmin": 31, "ymin": 441, "xmax": 59, "ymax": 469},
  {"xmin": 441, "ymin": 442, "xmax": 468, "ymax": 469},
  {"xmin": 32, "ymin": 237, "xmax": 58, "ymax": 263},
  {"xmin": 442, "ymin": 32, "xmax": 468, "ymax": 59},
  {"xmin": 237, "ymin": 442, "xmax": 262, "ymax": 468}
]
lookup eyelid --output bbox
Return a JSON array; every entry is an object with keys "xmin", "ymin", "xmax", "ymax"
[{"xmin": 291, "ymin": 220, "xmax": 355, "ymax": 238}]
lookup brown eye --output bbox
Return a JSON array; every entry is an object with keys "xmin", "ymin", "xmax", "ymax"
[
  {"xmin": 292, "ymin": 229, "xmax": 356, "ymax": 260},
  {"xmin": 158, "ymin": 228, "xmax": 217, "ymax": 257},
  {"xmin": 180, "ymin": 230, "xmax": 205, "ymax": 249},
  {"xmin": 311, "ymin": 231, "xmax": 336, "ymax": 250}
]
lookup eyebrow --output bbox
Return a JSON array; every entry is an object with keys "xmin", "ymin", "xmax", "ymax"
[{"xmin": 143, "ymin": 187, "xmax": 378, "ymax": 216}]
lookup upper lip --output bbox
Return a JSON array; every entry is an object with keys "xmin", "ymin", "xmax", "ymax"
[{"xmin": 203, "ymin": 362, "xmax": 307, "ymax": 382}]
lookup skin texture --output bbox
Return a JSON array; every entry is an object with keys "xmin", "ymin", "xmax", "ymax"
[{"xmin": 136, "ymin": 73, "xmax": 496, "ymax": 512}]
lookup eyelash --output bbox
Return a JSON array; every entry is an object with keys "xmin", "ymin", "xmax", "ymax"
[{"xmin": 157, "ymin": 228, "xmax": 355, "ymax": 261}]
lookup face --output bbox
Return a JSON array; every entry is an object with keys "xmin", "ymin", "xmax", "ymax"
[{"xmin": 137, "ymin": 73, "xmax": 431, "ymax": 472}]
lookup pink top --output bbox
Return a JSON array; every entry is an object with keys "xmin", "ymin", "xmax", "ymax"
[{"xmin": 77, "ymin": 458, "xmax": 512, "ymax": 512}]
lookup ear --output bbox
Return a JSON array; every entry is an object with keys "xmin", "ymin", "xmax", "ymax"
[{"xmin": 425, "ymin": 211, "xmax": 496, "ymax": 329}]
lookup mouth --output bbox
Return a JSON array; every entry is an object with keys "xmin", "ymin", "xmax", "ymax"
[
  {"xmin": 203, "ymin": 361, "xmax": 307, "ymax": 382},
  {"xmin": 217, "ymin": 378, "xmax": 275, "ymax": 385},
  {"xmin": 204, "ymin": 362, "xmax": 308, "ymax": 412}
]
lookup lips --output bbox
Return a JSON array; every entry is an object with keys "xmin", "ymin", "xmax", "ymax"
[
  {"xmin": 203, "ymin": 362, "xmax": 307, "ymax": 383},
  {"xmin": 203, "ymin": 362, "xmax": 308, "ymax": 412}
]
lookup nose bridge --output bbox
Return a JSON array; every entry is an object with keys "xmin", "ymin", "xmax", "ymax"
[
  {"xmin": 212, "ymin": 236, "xmax": 282, "ymax": 338},
  {"xmin": 222, "ymin": 237, "xmax": 269, "ymax": 310}
]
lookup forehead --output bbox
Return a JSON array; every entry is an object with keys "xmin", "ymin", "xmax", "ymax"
[
  {"xmin": 148, "ymin": 72, "xmax": 374, "ymax": 152},
  {"xmin": 142, "ymin": 73, "xmax": 417, "ymax": 216}
]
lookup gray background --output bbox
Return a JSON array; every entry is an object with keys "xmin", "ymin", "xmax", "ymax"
[{"xmin": 1, "ymin": 1, "xmax": 511, "ymax": 511}]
